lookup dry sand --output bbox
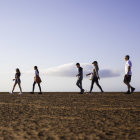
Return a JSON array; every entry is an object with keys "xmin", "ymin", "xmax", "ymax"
[{"xmin": 0, "ymin": 92, "xmax": 139, "ymax": 140}]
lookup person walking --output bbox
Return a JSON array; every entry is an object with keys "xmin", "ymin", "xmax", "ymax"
[
  {"xmin": 76, "ymin": 63, "xmax": 84, "ymax": 94},
  {"xmin": 10, "ymin": 68, "xmax": 23, "ymax": 95},
  {"xmin": 30, "ymin": 66, "xmax": 42, "ymax": 94},
  {"xmin": 124, "ymin": 55, "xmax": 135, "ymax": 94},
  {"xmin": 86, "ymin": 61, "xmax": 104, "ymax": 94}
]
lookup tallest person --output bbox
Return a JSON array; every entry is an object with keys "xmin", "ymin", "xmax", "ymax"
[{"xmin": 124, "ymin": 55, "xmax": 135, "ymax": 94}]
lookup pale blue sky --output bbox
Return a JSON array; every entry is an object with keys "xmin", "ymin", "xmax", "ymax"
[{"xmin": 0, "ymin": 0, "xmax": 140, "ymax": 92}]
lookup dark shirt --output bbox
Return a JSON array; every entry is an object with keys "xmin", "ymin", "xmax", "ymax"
[
  {"xmin": 77, "ymin": 67, "xmax": 83, "ymax": 80},
  {"xmin": 15, "ymin": 72, "xmax": 20, "ymax": 79}
]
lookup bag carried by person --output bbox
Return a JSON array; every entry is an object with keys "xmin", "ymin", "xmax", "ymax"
[
  {"xmin": 89, "ymin": 73, "xmax": 94, "ymax": 80},
  {"xmin": 34, "ymin": 75, "xmax": 42, "ymax": 83}
]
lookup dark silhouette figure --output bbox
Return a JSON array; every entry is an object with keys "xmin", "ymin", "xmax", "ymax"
[{"xmin": 76, "ymin": 63, "xmax": 84, "ymax": 94}]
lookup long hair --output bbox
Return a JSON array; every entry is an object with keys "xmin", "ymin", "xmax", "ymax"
[
  {"xmin": 94, "ymin": 61, "xmax": 99, "ymax": 71},
  {"xmin": 16, "ymin": 68, "xmax": 21, "ymax": 76}
]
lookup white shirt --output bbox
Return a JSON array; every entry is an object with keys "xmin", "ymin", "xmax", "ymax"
[
  {"xmin": 35, "ymin": 70, "xmax": 39, "ymax": 76},
  {"xmin": 125, "ymin": 60, "xmax": 132, "ymax": 75}
]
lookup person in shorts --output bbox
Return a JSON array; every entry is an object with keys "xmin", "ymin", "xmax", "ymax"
[
  {"xmin": 10, "ymin": 68, "xmax": 22, "ymax": 95},
  {"xmin": 124, "ymin": 55, "xmax": 135, "ymax": 94}
]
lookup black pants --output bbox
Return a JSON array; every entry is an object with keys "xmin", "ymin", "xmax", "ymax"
[
  {"xmin": 76, "ymin": 79, "xmax": 83, "ymax": 92},
  {"xmin": 90, "ymin": 77, "xmax": 103, "ymax": 92},
  {"xmin": 32, "ymin": 82, "xmax": 42, "ymax": 92}
]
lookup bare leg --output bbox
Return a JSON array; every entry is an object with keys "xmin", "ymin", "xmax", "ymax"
[
  {"xmin": 124, "ymin": 81, "xmax": 131, "ymax": 91},
  {"xmin": 18, "ymin": 83, "xmax": 22, "ymax": 93},
  {"xmin": 12, "ymin": 83, "xmax": 17, "ymax": 92}
]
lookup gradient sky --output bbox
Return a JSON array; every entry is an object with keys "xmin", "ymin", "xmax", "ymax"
[{"xmin": 0, "ymin": 0, "xmax": 140, "ymax": 92}]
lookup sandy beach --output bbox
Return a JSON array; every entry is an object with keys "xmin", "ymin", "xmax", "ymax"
[{"xmin": 0, "ymin": 92, "xmax": 139, "ymax": 140}]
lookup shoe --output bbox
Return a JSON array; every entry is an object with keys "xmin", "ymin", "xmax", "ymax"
[
  {"xmin": 19, "ymin": 92, "xmax": 23, "ymax": 95},
  {"xmin": 125, "ymin": 91, "xmax": 131, "ymax": 94},
  {"xmin": 38, "ymin": 92, "xmax": 42, "ymax": 94},
  {"xmin": 78, "ymin": 92, "xmax": 83, "ymax": 94},
  {"xmin": 131, "ymin": 87, "xmax": 135, "ymax": 93},
  {"xmin": 101, "ymin": 91, "xmax": 104, "ymax": 94},
  {"xmin": 79, "ymin": 89, "xmax": 85, "ymax": 94},
  {"xmin": 88, "ymin": 92, "xmax": 92, "ymax": 94},
  {"xmin": 82, "ymin": 89, "xmax": 85, "ymax": 94},
  {"xmin": 9, "ymin": 92, "xmax": 13, "ymax": 94},
  {"xmin": 30, "ymin": 92, "xmax": 34, "ymax": 94}
]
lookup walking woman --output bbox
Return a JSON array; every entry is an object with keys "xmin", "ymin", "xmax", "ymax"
[
  {"xmin": 10, "ymin": 68, "xmax": 22, "ymax": 95},
  {"xmin": 31, "ymin": 66, "xmax": 42, "ymax": 94},
  {"xmin": 86, "ymin": 61, "xmax": 104, "ymax": 94}
]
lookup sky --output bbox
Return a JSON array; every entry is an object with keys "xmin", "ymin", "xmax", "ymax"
[{"xmin": 0, "ymin": 0, "xmax": 140, "ymax": 92}]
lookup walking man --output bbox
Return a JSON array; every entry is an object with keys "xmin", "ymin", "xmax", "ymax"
[
  {"xmin": 76, "ymin": 63, "xmax": 84, "ymax": 94},
  {"xmin": 124, "ymin": 55, "xmax": 135, "ymax": 94}
]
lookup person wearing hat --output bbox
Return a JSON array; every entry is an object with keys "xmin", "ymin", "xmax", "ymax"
[
  {"xmin": 124, "ymin": 55, "xmax": 135, "ymax": 94},
  {"xmin": 76, "ymin": 63, "xmax": 85, "ymax": 94},
  {"xmin": 86, "ymin": 61, "xmax": 104, "ymax": 94}
]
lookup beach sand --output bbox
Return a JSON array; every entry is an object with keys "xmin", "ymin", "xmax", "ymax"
[{"xmin": 0, "ymin": 92, "xmax": 139, "ymax": 140}]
